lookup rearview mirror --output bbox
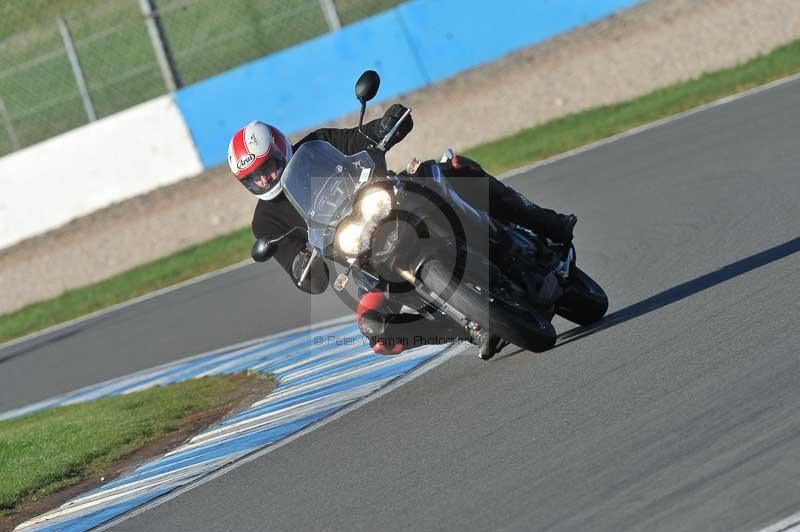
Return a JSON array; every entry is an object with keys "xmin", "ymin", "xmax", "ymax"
[
  {"xmin": 355, "ymin": 70, "xmax": 380, "ymax": 103},
  {"xmin": 251, "ymin": 237, "xmax": 277, "ymax": 262}
]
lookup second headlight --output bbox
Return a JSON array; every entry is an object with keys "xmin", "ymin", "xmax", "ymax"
[
  {"xmin": 358, "ymin": 187, "xmax": 392, "ymax": 220},
  {"xmin": 336, "ymin": 222, "xmax": 366, "ymax": 256}
]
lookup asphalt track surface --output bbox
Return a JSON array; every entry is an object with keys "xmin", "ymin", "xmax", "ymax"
[{"xmin": 3, "ymin": 78, "xmax": 800, "ymax": 531}]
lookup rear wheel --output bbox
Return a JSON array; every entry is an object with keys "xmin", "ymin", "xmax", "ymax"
[
  {"xmin": 556, "ymin": 267, "xmax": 608, "ymax": 326},
  {"xmin": 418, "ymin": 259, "xmax": 556, "ymax": 352}
]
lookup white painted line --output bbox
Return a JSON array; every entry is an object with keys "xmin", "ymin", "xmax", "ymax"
[
  {"xmin": 261, "ymin": 345, "xmax": 442, "ymax": 402},
  {"xmin": 500, "ymin": 72, "xmax": 800, "ymax": 180},
  {"xmin": 26, "ymin": 458, "xmax": 228, "ymax": 526},
  {"xmin": 256, "ymin": 339, "xmax": 364, "ymax": 375},
  {"xmin": 177, "ymin": 391, "xmax": 362, "ymax": 452},
  {"xmin": 93, "ymin": 341, "xmax": 470, "ymax": 531},
  {"xmin": 755, "ymin": 510, "xmax": 800, "ymax": 532},
  {"xmin": 278, "ymin": 352, "xmax": 377, "ymax": 383}
]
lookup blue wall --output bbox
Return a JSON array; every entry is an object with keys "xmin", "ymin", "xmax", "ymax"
[{"xmin": 176, "ymin": 0, "xmax": 642, "ymax": 168}]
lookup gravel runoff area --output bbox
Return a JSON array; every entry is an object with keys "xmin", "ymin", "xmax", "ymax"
[{"xmin": 2, "ymin": 0, "xmax": 799, "ymax": 315}]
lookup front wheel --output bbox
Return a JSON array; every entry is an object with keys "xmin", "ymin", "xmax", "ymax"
[
  {"xmin": 418, "ymin": 259, "xmax": 556, "ymax": 352},
  {"xmin": 556, "ymin": 267, "xmax": 608, "ymax": 326}
]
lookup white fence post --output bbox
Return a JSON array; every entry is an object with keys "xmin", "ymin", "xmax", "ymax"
[
  {"xmin": 138, "ymin": 0, "xmax": 182, "ymax": 92},
  {"xmin": 319, "ymin": 0, "xmax": 342, "ymax": 32},
  {"xmin": 58, "ymin": 16, "xmax": 97, "ymax": 122},
  {"xmin": 0, "ymin": 96, "xmax": 20, "ymax": 151}
]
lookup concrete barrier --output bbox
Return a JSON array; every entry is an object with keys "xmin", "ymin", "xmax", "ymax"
[
  {"xmin": 0, "ymin": 95, "xmax": 202, "ymax": 249},
  {"xmin": 176, "ymin": 0, "xmax": 642, "ymax": 168}
]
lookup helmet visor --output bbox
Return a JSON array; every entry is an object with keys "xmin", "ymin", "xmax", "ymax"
[{"xmin": 240, "ymin": 155, "xmax": 287, "ymax": 196}]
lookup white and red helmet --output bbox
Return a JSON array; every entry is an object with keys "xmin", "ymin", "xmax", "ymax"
[{"xmin": 227, "ymin": 121, "xmax": 293, "ymax": 201}]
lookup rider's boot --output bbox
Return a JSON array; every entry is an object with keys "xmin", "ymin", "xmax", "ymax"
[
  {"xmin": 443, "ymin": 150, "xmax": 578, "ymax": 244},
  {"xmin": 478, "ymin": 334, "xmax": 503, "ymax": 361},
  {"xmin": 494, "ymin": 186, "xmax": 577, "ymax": 244},
  {"xmin": 466, "ymin": 323, "xmax": 507, "ymax": 361}
]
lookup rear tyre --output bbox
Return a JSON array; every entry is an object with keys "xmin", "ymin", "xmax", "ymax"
[
  {"xmin": 556, "ymin": 267, "xmax": 608, "ymax": 326},
  {"xmin": 418, "ymin": 259, "xmax": 556, "ymax": 352}
]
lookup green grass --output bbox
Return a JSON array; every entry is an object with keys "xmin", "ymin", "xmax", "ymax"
[
  {"xmin": 0, "ymin": 373, "xmax": 269, "ymax": 517},
  {"xmin": 2, "ymin": 38, "xmax": 800, "ymax": 344},
  {"xmin": 0, "ymin": 1, "xmax": 106, "ymax": 37},
  {"xmin": 0, "ymin": 0, "xmax": 405, "ymax": 155},
  {"xmin": 465, "ymin": 39, "xmax": 800, "ymax": 175}
]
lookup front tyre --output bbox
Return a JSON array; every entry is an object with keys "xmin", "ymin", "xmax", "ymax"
[
  {"xmin": 418, "ymin": 259, "xmax": 556, "ymax": 353},
  {"xmin": 556, "ymin": 267, "xmax": 608, "ymax": 326}
]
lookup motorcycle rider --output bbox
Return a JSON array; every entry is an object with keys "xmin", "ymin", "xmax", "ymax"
[{"xmin": 228, "ymin": 105, "xmax": 577, "ymax": 360}]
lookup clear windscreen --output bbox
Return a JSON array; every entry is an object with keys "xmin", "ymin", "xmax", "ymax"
[{"xmin": 281, "ymin": 140, "xmax": 375, "ymax": 229}]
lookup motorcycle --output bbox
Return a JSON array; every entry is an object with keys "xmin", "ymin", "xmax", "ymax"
[{"xmin": 252, "ymin": 70, "xmax": 608, "ymax": 354}]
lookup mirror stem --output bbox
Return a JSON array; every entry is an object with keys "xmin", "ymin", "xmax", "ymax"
[
  {"xmin": 356, "ymin": 102, "xmax": 379, "ymax": 147},
  {"xmin": 358, "ymin": 101, "xmax": 366, "ymax": 129},
  {"xmin": 270, "ymin": 226, "xmax": 305, "ymax": 246}
]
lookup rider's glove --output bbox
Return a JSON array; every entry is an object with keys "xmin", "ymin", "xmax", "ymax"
[
  {"xmin": 449, "ymin": 154, "xmax": 486, "ymax": 177},
  {"xmin": 377, "ymin": 103, "xmax": 413, "ymax": 149}
]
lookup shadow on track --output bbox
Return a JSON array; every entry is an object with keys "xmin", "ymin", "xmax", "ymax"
[
  {"xmin": 0, "ymin": 326, "xmax": 86, "ymax": 366},
  {"xmin": 555, "ymin": 236, "xmax": 800, "ymax": 347}
]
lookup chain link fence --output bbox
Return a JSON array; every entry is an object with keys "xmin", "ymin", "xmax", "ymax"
[{"xmin": 0, "ymin": 0, "xmax": 403, "ymax": 157}]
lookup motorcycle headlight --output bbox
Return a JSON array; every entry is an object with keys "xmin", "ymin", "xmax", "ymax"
[
  {"xmin": 336, "ymin": 222, "xmax": 367, "ymax": 256},
  {"xmin": 358, "ymin": 187, "xmax": 392, "ymax": 221}
]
